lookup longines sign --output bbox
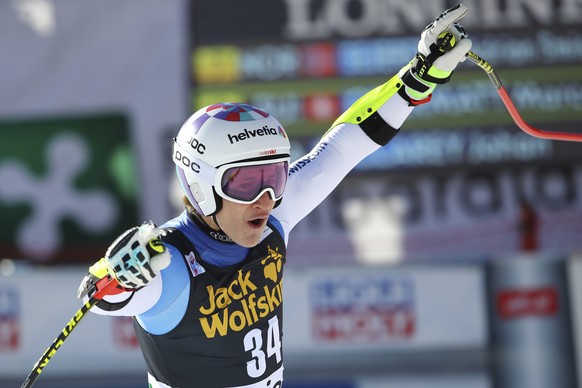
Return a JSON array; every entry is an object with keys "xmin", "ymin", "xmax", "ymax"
[
  {"xmin": 191, "ymin": 0, "xmax": 582, "ymax": 43},
  {"xmin": 282, "ymin": 0, "xmax": 581, "ymax": 39}
]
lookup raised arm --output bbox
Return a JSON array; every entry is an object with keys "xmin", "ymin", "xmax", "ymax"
[{"xmin": 273, "ymin": 4, "xmax": 472, "ymax": 236}]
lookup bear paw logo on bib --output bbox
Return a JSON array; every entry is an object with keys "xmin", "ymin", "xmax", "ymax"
[{"xmin": 262, "ymin": 246, "xmax": 283, "ymax": 283}]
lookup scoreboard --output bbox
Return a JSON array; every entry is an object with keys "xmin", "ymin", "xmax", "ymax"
[
  {"xmin": 188, "ymin": 0, "xmax": 582, "ymax": 143},
  {"xmin": 187, "ymin": 0, "xmax": 582, "ymax": 262}
]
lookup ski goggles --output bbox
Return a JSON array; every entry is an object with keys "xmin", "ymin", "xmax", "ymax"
[{"xmin": 215, "ymin": 158, "xmax": 289, "ymax": 204}]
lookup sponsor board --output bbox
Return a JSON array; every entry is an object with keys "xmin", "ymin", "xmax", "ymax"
[
  {"xmin": 0, "ymin": 113, "xmax": 138, "ymax": 263},
  {"xmin": 311, "ymin": 276, "xmax": 415, "ymax": 342},
  {"xmin": 497, "ymin": 286, "xmax": 559, "ymax": 319},
  {"xmin": 0, "ymin": 287, "xmax": 19, "ymax": 351},
  {"xmin": 283, "ymin": 265, "xmax": 486, "ymax": 352}
]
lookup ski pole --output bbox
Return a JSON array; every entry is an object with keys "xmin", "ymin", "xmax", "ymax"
[
  {"xmin": 20, "ymin": 276, "xmax": 119, "ymax": 388},
  {"xmin": 466, "ymin": 50, "xmax": 582, "ymax": 142}
]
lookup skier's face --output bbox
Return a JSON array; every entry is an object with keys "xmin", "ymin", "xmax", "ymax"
[{"xmin": 215, "ymin": 192, "xmax": 275, "ymax": 247}]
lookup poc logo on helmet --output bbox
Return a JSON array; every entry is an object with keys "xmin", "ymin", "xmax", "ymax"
[
  {"xmin": 187, "ymin": 137, "xmax": 206, "ymax": 155},
  {"xmin": 174, "ymin": 149, "xmax": 200, "ymax": 173}
]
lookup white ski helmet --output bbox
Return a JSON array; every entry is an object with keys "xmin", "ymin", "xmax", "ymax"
[{"xmin": 173, "ymin": 102, "xmax": 291, "ymax": 216}]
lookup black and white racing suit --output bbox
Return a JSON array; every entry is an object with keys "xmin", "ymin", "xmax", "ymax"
[{"xmin": 93, "ymin": 75, "xmax": 415, "ymax": 387}]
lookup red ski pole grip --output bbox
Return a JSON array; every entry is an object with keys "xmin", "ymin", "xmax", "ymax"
[{"xmin": 93, "ymin": 276, "xmax": 122, "ymax": 300}]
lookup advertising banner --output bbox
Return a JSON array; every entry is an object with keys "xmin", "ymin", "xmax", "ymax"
[
  {"xmin": 283, "ymin": 264, "xmax": 487, "ymax": 355},
  {"xmin": 286, "ymin": 161, "xmax": 582, "ymax": 264},
  {"xmin": 2, "ymin": 266, "xmax": 144, "ymax": 381},
  {"xmin": 189, "ymin": 0, "xmax": 582, "ymax": 137},
  {"xmin": 0, "ymin": 114, "xmax": 139, "ymax": 263},
  {"xmin": 185, "ymin": 0, "xmax": 582, "ymax": 265},
  {"xmin": 0, "ymin": 0, "xmax": 189, "ymax": 258},
  {"xmin": 1, "ymin": 262, "xmax": 486, "ymax": 381}
]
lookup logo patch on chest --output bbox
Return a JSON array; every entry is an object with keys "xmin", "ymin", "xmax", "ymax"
[{"xmin": 186, "ymin": 251, "xmax": 206, "ymax": 277}]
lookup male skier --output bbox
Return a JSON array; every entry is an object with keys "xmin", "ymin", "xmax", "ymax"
[{"xmin": 78, "ymin": 5, "xmax": 472, "ymax": 387}]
